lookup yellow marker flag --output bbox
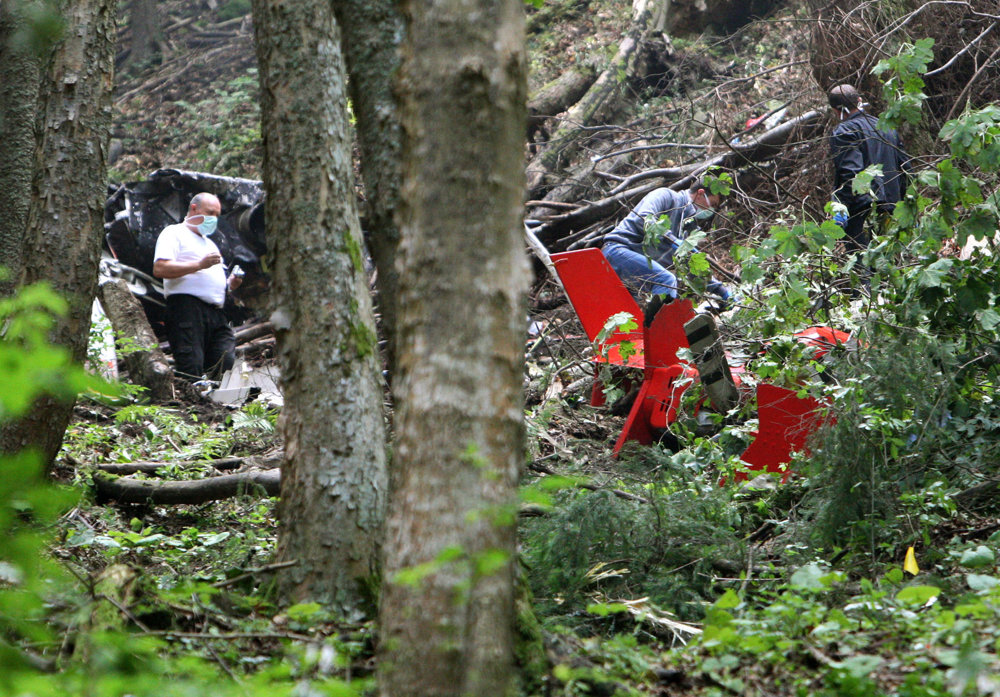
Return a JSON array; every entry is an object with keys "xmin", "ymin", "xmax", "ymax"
[{"xmin": 904, "ymin": 546, "xmax": 920, "ymax": 575}]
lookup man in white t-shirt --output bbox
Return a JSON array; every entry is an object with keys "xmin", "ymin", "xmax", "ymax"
[{"xmin": 153, "ymin": 192, "xmax": 242, "ymax": 380}]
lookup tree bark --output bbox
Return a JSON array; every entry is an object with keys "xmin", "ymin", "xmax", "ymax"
[
  {"xmin": 0, "ymin": 5, "xmax": 40, "ymax": 298},
  {"xmin": 93, "ymin": 469, "xmax": 280, "ymax": 504},
  {"xmin": 121, "ymin": 0, "xmax": 159, "ymax": 73},
  {"xmin": 331, "ymin": 0, "xmax": 404, "ymax": 378},
  {"xmin": 97, "ymin": 279, "xmax": 174, "ymax": 401},
  {"xmin": 378, "ymin": 1, "xmax": 529, "ymax": 696},
  {"xmin": 252, "ymin": 0, "xmax": 388, "ymax": 618},
  {"xmin": 0, "ymin": 0, "xmax": 118, "ymax": 468}
]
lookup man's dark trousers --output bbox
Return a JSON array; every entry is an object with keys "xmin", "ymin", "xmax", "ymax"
[{"xmin": 165, "ymin": 294, "xmax": 236, "ymax": 380}]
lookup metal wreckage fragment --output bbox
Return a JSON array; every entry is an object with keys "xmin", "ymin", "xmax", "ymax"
[{"xmin": 101, "ymin": 168, "xmax": 269, "ymax": 338}]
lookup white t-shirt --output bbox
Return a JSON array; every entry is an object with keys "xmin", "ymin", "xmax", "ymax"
[{"xmin": 154, "ymin": 223, "xmax": 227, "ymax": 307}]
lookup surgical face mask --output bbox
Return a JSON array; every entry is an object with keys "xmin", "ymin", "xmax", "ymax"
[
  {"xmin": 693, "ymin": 207, "xmax": 715, "ymax": 222},
  {"xmin": 186, "ymin": 214, "xmax": 218, "ymax": 236}
]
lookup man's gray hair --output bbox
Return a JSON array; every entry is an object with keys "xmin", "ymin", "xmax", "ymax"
[{"xmin": 189, "ymin": 192, "xmax": 217, "ymax": 208}]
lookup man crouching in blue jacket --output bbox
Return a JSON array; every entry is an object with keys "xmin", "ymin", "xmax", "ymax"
[{"xmin": 601, "ymin": 177, "xmax": 730, "ymax": 322}]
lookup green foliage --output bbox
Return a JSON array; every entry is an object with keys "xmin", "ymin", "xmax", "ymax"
[
  {"xmin": 216, "ymin": 0, "xmax": 251, "ymax": 22},
  {"xmin": 592, "ymin": 311, "xmax": 641, "ymax": 403},
  {"xmin": 0, "ymin": 283, "xmax": 103, "ymax": 419},
  {"xmin": 521, "ymin": 447, "xmax": 744, "ymax": 621},
  {"xmin": 671, "ymin": 557, "xmax": 1000, "ymax": 695},
  {"xmin": 172, "ymin": 72, "xmax": 261, "ymax": 177},
  {"xmin": 6, "ymin": 0, "xmax": 66, "ymax": 57},
  {"xmin": 702, "ymin": 168, "xmax": 733, "ymax": 197},
  {"xmin": 721, "ymin": 40, "xmax": 1000, "ymax": 554},
  {"xmin": 0, "ymin": 283, "xmax": 366, "ymax": 695},
  {"xmin": 873, "ymin": 38, "xmax": 934, "ymax": 130}
]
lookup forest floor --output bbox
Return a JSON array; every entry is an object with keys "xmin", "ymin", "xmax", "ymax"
[{"xmin": 29, "ymin": 0, "xmax": 1000, "ymax": 695}]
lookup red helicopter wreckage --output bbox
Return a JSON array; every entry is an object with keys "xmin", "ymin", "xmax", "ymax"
[{"xmin": 546, "ymin": 247, "xmax": 850, "ymax": 483}]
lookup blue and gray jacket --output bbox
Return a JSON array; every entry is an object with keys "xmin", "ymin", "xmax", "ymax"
[{"xmin": 603, "ymin": 188, "xmax": 696, "ymax": 267}]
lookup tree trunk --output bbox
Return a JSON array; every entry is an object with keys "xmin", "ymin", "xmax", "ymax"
[
  {"xmin": 331, "ymin": 0, "xmax": 403, "ymax": 378},
  {"xmin": 97, "ymin": 279, "xmax": 174, "ymax": 401},
  {"xmin": 122, "ymin": 0, "xmax": 159, "ymax": 73},
  {"xmin": 378, "ymin": 1, "xmax": 529, "ymax": 695},
  {"xmin": 0, "ymin": 5, "xmax": 40, "ymax": 298},
  {"xmin": 252, "ymin": 0, "xmax": 388, "ymax": 618},
  {"xmin": 0, "ymin": 0, "xmax": 118, "ymax": 467}
]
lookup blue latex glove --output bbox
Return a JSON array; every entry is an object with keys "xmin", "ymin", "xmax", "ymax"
[{"xmin": 833, "ymin": 211, "xmax": 849, "ymax": 228}]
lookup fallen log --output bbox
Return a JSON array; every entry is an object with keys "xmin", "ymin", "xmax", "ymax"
[
  {"xmin": 527, "ymin": 64, "xmax": 599, "ymax": 140},
  {"xmin": 233, "ymin": 320, "xmax": 274, "ymax": 345},
  {"xmin": 529, "ymin": 145, "xmax": 646, "ymax": 220},
  {"xmin": 97, "ymin": 278, "xmax": 174, "ymax": 401},
  {"xmin": 525, "ymin": 0, "xmax": 667, "ymax": 197},
  {"xmin": 94, "ymin": 468, "xmax": 281, "ymax": 505},
  {"xmin": 94, "ymin": 453, "xmax": 282, "ymax": 476},
  {"xmin": 955, "ymin": 479, "xmax": 1000, "ymax": 511},
  {"xmin": 533, "ymin": 110, "xmax": 824, "ymax": 247}
]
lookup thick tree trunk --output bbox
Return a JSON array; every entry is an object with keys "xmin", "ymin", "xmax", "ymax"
[
  {"xmin": 252, "ymin": 0, "xmax": 388, "ymax": 617},
  {"xmin": 0, "ymin": 5, "xmax": 40, "ymax": 298},
  {"xmin": 97, "ymin": 279, "xmax": 174, "ymax": 401},
  {"xmin": 331, "ymin": 0, "xmax": 403, "ymax": 378},
  {"xmin": 0, "ymin": 0, "xmax": 118, "ymax": 467},
  {"xmin": 122, "ymin": 0, "xmax": 159, "ymax": 73},
  {"xmin": 378, "ymin": 1, "xmax": 529, "ymax": 696}
]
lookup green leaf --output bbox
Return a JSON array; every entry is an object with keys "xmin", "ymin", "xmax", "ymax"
[
  {"xmin": 285, "ymin": 602, "xmax": 323, "ymax": 621},
  {"xmin": 688, "ymin": 252, "xmax": 710, "ymax": 276},
  {"xmin": 789, "ymin": 563, "xmax": 826, "ymax": 590},
  {"xmin": 959, "ymin": 545, "xmax": 995, "ymax": 569},
  {"xmin": 714, "ymin": 589, "xmax": 741, "ymax": 609},
  {"xmin": 837, "ymin": 655, "xmax": 884, "ymax": 679},
  {"xmin": 852, "ymin": 164, "xmax": 884, "ymax": 196},
  {"xmin": 966, "ymin": 574, "xmax": 1000, "ymax": 591},
  {"xmin": 883, "ymin": 567, "xmax": 904, "ymax": 584},
  {"xmin": 586, "ymin": 602, "xmax": 629, "ymax": 617},
  {"xmin": 770, "ymin": 225, "xmax": 803, "ymax": 257},
  {"xmin": 895, "ymin": 585, "xmax": 941, "ymax": 605},
  {"xmin": 740, "ymin": 261, "xmax": 763, "ymax": 285},
  {"xmin": 911, "ymin": 258, "xmax": 953, "ymax": 288},
  {"xmin": 977, "ymin": 308, "xmax": 1000, "ymax": 332},
  {"xmin": 200, "ymin": 532, "xmax": 230, "ymax": 546}
]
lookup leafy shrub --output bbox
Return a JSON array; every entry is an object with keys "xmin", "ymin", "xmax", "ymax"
[{"xmin": 521, "ymin": 447, "xmax": 745, "ymax": 622}]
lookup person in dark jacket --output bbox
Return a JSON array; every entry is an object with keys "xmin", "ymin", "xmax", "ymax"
[
  {"xmin": 828, "ymin": 84, "xmax": 912, "ymax": 250},
  {"xmin": 601, "ymin": 178, "xmax": 730, "ymax": 312}
]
